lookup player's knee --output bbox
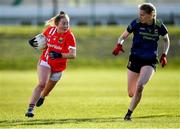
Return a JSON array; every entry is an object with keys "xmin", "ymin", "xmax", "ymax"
[
  {"xmin": 37, "ymin": 83, "xmax": 46, "ymax": 90},
  {"xmin": 128, "ymin": 93, "xmax": 134, "ymax": 98},
  {"xmin": 128, "ymin": 92, "xmax": 134, "ymax": 97}
]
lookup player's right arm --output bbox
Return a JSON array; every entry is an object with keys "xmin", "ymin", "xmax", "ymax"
[
  {"xmin": 112, "ymin": 19, "xmax": 137, "ymax": 56},
  {"xmin": 112, "ymin": 30, "xmax": 131, "ymax": 56},
  {"xmin": 117, "ymin": 30, "xmax": 131, "ymax": 45}
]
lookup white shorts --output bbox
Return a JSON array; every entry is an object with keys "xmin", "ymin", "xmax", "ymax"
[
  {"xmin": 39, "ymin": 60, "xmax": 51, "ymax": 68},
  {"xmin": 39, "ymin": 60, "xmax": 62, "ymax": 81}
]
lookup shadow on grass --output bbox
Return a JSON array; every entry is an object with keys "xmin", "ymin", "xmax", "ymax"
[
  {"xmin": 134, "ymin": 114, "xmax": 180, "ymax": 119},
  {"xmin": 0, "ymin": 114, "xmax": 179, "ymax": 127},
  {"xmin": 0, "ymin": 117, "xmax": 121, "ymax": 127}
]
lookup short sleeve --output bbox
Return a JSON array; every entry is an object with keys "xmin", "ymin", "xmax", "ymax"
[
  {"xmin": 127, "ymin": 19, "xmax": 138, "ymax": 33},
  {"xmin": 66, "ymin": 32, "xmax": 76, "ymax": 50},
  {"xmin": 159, "ymin": 23, "xmax": 168, "ymax": 36}
]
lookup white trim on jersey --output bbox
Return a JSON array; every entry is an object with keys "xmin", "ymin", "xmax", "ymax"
[
  {"xmin": 44, "ymin": 48, "xmax": 49, "ymax": 61},
  {"xmin": 48, "ymin": 27, "xmax": 57, "ymax": 35},
  {"xmin": 49, "ymin": 28, "xmax": 54, "ymax": 35},
  {"xmin": 51, "ymin": 28, "xmax": 57, "ymax": 35},
  {"xmin": 163, "ymin": 34, "xmax": 168, "ymax": 39},
  {"xmin": 68, "ymin": 46, "xmax": 76, "ymax": 50}
]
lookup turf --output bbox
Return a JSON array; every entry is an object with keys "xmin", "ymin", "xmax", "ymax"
[{"xmin": 0, "ymin": 69, "xmax": 179, "ymax": 128}]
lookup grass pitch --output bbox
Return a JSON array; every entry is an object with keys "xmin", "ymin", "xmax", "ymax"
[{"xmin": 0, "ymin": 69, "xmax": 179, "ymax": 128}]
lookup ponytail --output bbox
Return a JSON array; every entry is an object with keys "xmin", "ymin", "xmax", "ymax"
[{"xmin": 45, "ymin": 11, "xmax": 70, "ymax": 27}]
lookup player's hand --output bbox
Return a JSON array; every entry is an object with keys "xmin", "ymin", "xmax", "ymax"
[
  {"xmin": 49, "ymin": 51, "xmax": 62, "ymax": 60},
  {"xmin": 160, "ymin": 53, "xmax": 167, "ymax": 68},
  {"xmin": 112, "ymin": 44, "xmax": 124, "ymax": 56},
  {"xmin": 28, "ymin": 37, "xmax": 38, "ymax": 48}
]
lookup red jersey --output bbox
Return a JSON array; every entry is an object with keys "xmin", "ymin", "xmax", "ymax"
[{"xmin": 41, "ymin": 26, "xmax": 76, "ymax": 72}]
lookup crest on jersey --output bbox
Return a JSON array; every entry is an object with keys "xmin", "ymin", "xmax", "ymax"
[
  {"xmin": 154, "ymin": 29, "xmax": 158, "ymax": 34},
  {"xmin": 58, "ymin": 37, "xmax": 63, "ymax": 43}
]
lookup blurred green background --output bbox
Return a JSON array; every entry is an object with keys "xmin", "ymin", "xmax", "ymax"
[{"xmin": 0, "ymin": 25, "xmax": 180, "ymax": 70}]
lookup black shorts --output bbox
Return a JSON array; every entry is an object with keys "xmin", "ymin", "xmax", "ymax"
[{"xmin": 127, "ymin": 54, "xmax": 158, "ymax": 73}]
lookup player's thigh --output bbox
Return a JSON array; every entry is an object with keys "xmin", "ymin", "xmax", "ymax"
[
  {"xmin": 43, "ymin": 72, "xmax": 63, "ymax": 91},
  {"xmin": 49, "ymin": 72, "xmax": 63, "ymax": 82},
  {"xmin": 128, "ymin": 69, "xmax": 139, "ymax": 92},
  {"xmin": 37, "ymin": 64, "xmax": 51, "ymax": 84},
  {"xmin": 138, "ymin": 65, "xmax": 155, "ymax": 86}
]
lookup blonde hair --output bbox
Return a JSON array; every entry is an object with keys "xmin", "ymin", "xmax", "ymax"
[{"xmin": 45, "ymin": 11, "xmax": 70, "ymax": 27}]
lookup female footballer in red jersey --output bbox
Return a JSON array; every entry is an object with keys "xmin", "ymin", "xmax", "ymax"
[
  {"xmin": 25, "ymin": 11, "xmax": 76, "ymax": 117},
  {"xmin": 112, "ymin": 3, "xmax": 170, "ymax": 120}
]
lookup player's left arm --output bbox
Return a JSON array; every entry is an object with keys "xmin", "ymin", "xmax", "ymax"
[
  {"xmin": 62, "ymin": 47, "xmax": 76, "ymax": 59},
  {"xmin": 160, "ymin": 33, "xmax": 170, "ymax": 67},
  {"xmin": 62, "ymin": 33, "xmax": 76, "ymax": 59},
  {"xmin": 49, "ymin": 46, "xmax": 76, "ymax": 60},
  {"xmin": 159, "ymin": 22, "xmax": 170, "ymax": 56},
  {"xmin": 162, "ymin": 33, "xmax": 170, "ymax": 55}
]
